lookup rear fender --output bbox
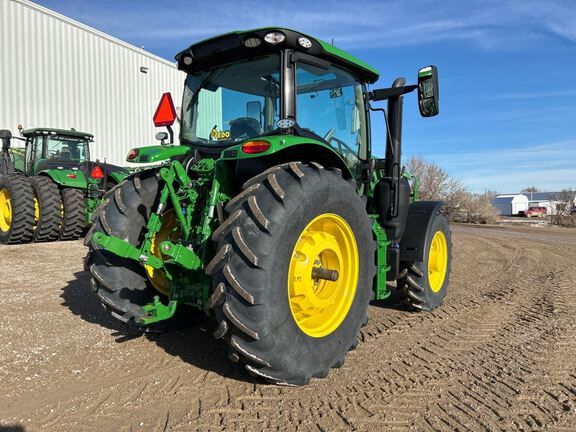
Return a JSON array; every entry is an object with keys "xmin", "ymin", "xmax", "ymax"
[
  {"xmin": 39, "ymin": 169, "xmax": 87, "ymax": 189},
  {"xmin": 127, "ymin": 145, "xmax": 190, "ymax": 164},
  {"xmin": 107, "ymin": 170, "xmax": 130, "ymax": 185},
  {"xmin": 220, "ymin": 135, "xmax": 354, "ymax": 180}
]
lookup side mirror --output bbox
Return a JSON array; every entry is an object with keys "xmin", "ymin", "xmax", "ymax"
[
  {"xmin": 155, "ymin": 131, "xmax": 169, "ymax": 144},
  {"xmin": 246, "ymin": 101, "xmax": 262, "ymax": 124},
  {"xmin": 0, "ymin": 129, "xmax": 12, "ymax": 151},
  {"xmin": 417, "ymin": 66, "xmax": 439, "ymax": 117}
]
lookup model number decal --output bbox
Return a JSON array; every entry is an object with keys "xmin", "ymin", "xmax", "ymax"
[{"xmin": 210, "ymin": 127, "xmax": 231, "ymax": 140}]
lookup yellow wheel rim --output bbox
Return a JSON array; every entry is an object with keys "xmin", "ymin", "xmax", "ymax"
[
  {"xmin": 145, "ymin": 211, "xmax": 180, "ymax": 295},
  {"xmin": 288, "ymin": 213, "xmax": 359, "ymax": 338},
  {"xmin": 33, "ymin": 193, "xmax": 40, "ymax": 229},
  {"xmin": 428, "ymin": 231, "xmax": 448, "ymax": 293},
  {"xmin": 0, "ymin": 188, "xmax": 12, "ymax": 233}
]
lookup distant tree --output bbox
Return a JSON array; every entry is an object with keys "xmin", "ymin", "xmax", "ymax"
[
  {"xmin": 452, "ymin": 190, "xmax": 498, "ymax": 224},
  {"xmin": 406, "ymin": 156, "xmax": 497, "ymax": 224},
  {"xmin": 521, "ymin": 186, "xmax": 539, "ymax": 193},
  {"xmin": 406, "ymin": 156, "xmax": 464, "ymax": 200},
  {"xmin": 551, "ymin": 189, "xmax": 576, "ymax": 227},
  {"xmin": 552, "ymin": 189, "xmax": 575, "ymax": 215}
]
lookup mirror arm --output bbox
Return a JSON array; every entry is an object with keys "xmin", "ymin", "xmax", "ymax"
[
  {"xmin": 166, "ymin": 125, "xmax": 174, "ymax": 144},
  {"xmin": 369, "ymin": 85, "xmax": 417, "ymax": 101}
]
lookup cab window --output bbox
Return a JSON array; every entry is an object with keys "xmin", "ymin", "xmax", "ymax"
[{"xmin": 296, "ymin": 63, "xmax": 367, "ymax": 173}]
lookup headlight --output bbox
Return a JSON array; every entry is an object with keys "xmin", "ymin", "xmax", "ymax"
[
  {"xmin": 244, "ymin": 37, "xmax": 262, "ymax": 48},
  {"xmin": 264, "ymin": 31, "xmax": 286, "ymax": 45},
  {"xmin": 298, "ymin": 37, "xmax": 312, "ymax": 49},
  {"xmin": 182, "ymin": 55, "xmax": 193, "ymax": 66}
]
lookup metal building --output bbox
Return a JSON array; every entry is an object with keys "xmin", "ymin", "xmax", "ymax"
[
  {"xmin": 492, "ymin": 194, "xmax": 529, "ymax": 216},
  {"xmin": 0, "ymin": 0, "xmax": 185, "ymax": 166}
]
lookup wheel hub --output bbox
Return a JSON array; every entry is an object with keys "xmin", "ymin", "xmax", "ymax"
[
  {"xmin": 33, "ymin": 193, "xmax": 40, "ymax": 229},
  {"xmin": 145, "ymin": 210, "xmax": 180, "ymax": 295},
  {"xmin": 288, "ymin": 213, "xmax": 359, "ymax": 338},
  {"xmin": 0, "ymin": 188, "xmax": 12, "ymax": 232},
  {"xmin": 428, "ymin": 230, "xmax": 448, "ymax": 293}
]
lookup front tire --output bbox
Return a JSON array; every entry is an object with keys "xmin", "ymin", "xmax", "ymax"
[
  {"xmin": 398, "ymin": 213, "xmax": 452, "ymax": 311},
  {"xmin": 0, "ymin": 175, "xmax": 35, "ymax": 244},
  {"xmin": 207, "ymin": 162, "xmax": 376, "ymax": 385}
]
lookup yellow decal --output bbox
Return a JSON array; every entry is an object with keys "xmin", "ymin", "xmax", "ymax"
[{"xmin": 210, "ymin": 127, "xmax": 231, "ymax": 140}]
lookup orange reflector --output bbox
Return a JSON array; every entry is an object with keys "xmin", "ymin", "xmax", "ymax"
[
  {"xmin": 153, "ymin": 92, "xmax": 177, "ymax": 127},
  {"xmin": 127, "ymin": 148, "xmax": 139, "ymax": 160},
  {"xmin": 66, "ymin": 173, "xmax": 77, "ymax": 179},
  {"xmin": 241, "ymin": 140, "xmax": 271, "ymax": 154},
  {"xmin": 91, "ymin": 165, "xmax": 105, "ymax": 179}
]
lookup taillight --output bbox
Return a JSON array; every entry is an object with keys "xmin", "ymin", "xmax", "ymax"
[
  {"xmin": 91, "ymin": 165, "xmax": 105, "ymax": 179},
  {"xmin": 66, "ymin": 173, "xmax": 77, "ymax": 179},
  {"xmin": 241, "ymin": 140, "xmax": 271, "ymax": 154},
  {"xmin": 127, "ymin": 148, "xmax": 139, "ymax": 160}
]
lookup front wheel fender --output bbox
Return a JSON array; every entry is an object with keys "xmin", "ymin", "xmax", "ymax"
[{"xmin": 399, "ymin": 201, "xmax": 444, "ymax": 262}]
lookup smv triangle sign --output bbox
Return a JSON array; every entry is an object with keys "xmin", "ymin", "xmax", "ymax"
[{"xmin": 153, "ymin": 93, "xmax": 177, "ymax": 127}]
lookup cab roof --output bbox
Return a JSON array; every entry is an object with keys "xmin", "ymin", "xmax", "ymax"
[
  {"xmin": 175, "ymin": 27, "xmax": 380, "ymax": 84},
  {"xmin": 21, "ymin": 128, "xmax": 94, "ymax": 139}
]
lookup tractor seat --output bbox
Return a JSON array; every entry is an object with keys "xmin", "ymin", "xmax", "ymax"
[
  {"xmin": 60, "ymin": 146, "xmax": 71, "ymax": 160},
  {"xmin": 229, "ymin": 117, "xmax": 262, "ymax": 141}
]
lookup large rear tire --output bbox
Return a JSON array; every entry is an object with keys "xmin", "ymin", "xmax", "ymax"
[
  {"xmin": 0, "ymin": 175, "xmax": 35, "ymax": 244},
  {"xmin": 59, "ymin": 188, "xmax": 85, "ymax": 240},
  {"xmin": 86, "ymin": 173, "xmax": 160, "ymax": 324},
  {"xmin": 206, "ymin": 162, "xmax": 376, "ymax": 385},
  {"xmin": 30, "ymin": 176, "xmax": 61, "ymax": 242},
  {"xmin": 85, "ymin": 171, "xmax": 192, "ymax": 330},
  {"xmin": 398, "ymin": 213, "xmax": 452, "ymax": 311}
]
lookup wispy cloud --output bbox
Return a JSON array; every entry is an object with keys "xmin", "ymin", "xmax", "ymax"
[
  {"xmin": 409, "ymin": 140, "xmax": 576, "ymax": 193},
  {"xmin": 39, "ymin": 0, "xmax": 576, "ymax": 51},
  {"xmin": 484, "ymin": 90, "xmax": 576, "ymax": 101}
]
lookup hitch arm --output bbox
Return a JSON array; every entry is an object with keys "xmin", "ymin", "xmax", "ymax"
[{"xmin": 92, "ymin": 232, "xmax": 164, "ymax": 269}]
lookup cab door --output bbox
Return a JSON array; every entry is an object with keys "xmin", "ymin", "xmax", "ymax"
[{"xmin": 24, "ymin": 136, "xmax": 43, "ymax": 175}]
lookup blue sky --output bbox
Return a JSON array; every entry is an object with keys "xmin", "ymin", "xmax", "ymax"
[{"xmin": 36, "ymin": 0, "xmax": 576, "ymax": 193}]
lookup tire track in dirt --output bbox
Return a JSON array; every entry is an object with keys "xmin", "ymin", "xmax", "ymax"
[
  {"xmin": 209, "ymin": 232, "xmax": 576, "ymax": 431},
  {"xmin": 1, "ymin": 228, "xmax": 576, "ymax": 431}
]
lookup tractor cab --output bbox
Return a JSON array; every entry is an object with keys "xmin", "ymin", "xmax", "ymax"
[
  {"xmin": 174, "ymin": 28, "xmax": 379, "ymax": 180},
  {"xmin": 20, "ymin": 128, "xmax": 92, "ymax": 174}
]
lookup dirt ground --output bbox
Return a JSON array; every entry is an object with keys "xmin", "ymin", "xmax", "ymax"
[{"xmin": 0, "ymin": 224, "xmax": 575, "ymax": 431}]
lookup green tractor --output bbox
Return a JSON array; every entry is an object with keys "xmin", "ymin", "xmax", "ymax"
[
  {"xmin": 0, "ymin": 127, "xmax": 129, "ymax": 244},
  {"xmin": 86, "ymin": 28, "xmax": 451, "ymax": 385}
]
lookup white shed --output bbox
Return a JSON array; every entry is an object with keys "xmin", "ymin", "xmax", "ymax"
[
  {"xmin": 0, "ymin": 0, "xmax": 187, "ymax": 166},
  {"xmin": 493, "ymin": 194, "xmax": 529, "ymax": 216}
]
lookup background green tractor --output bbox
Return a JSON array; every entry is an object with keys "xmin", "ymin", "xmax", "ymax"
[
  {"xmin": 86, "ymin": 28, "xmax": 451, "ymax": 385},
  {"xmin": 0, "ymin": 127, "xmax": 128, "ymax": 244}
]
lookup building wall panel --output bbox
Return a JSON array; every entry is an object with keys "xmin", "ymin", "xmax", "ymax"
[{"xmin": 0, "ymin": 0, "xmax": 188, "ymax": 166}]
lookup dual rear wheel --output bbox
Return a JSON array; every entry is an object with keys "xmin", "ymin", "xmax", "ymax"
[
  {"xmin": 0, "ymin": 174, "xmax": 85, "ymax": 244},
  {"xmin": 0, "ymin": 175, "xmax": 35, "ymax": 244}
]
